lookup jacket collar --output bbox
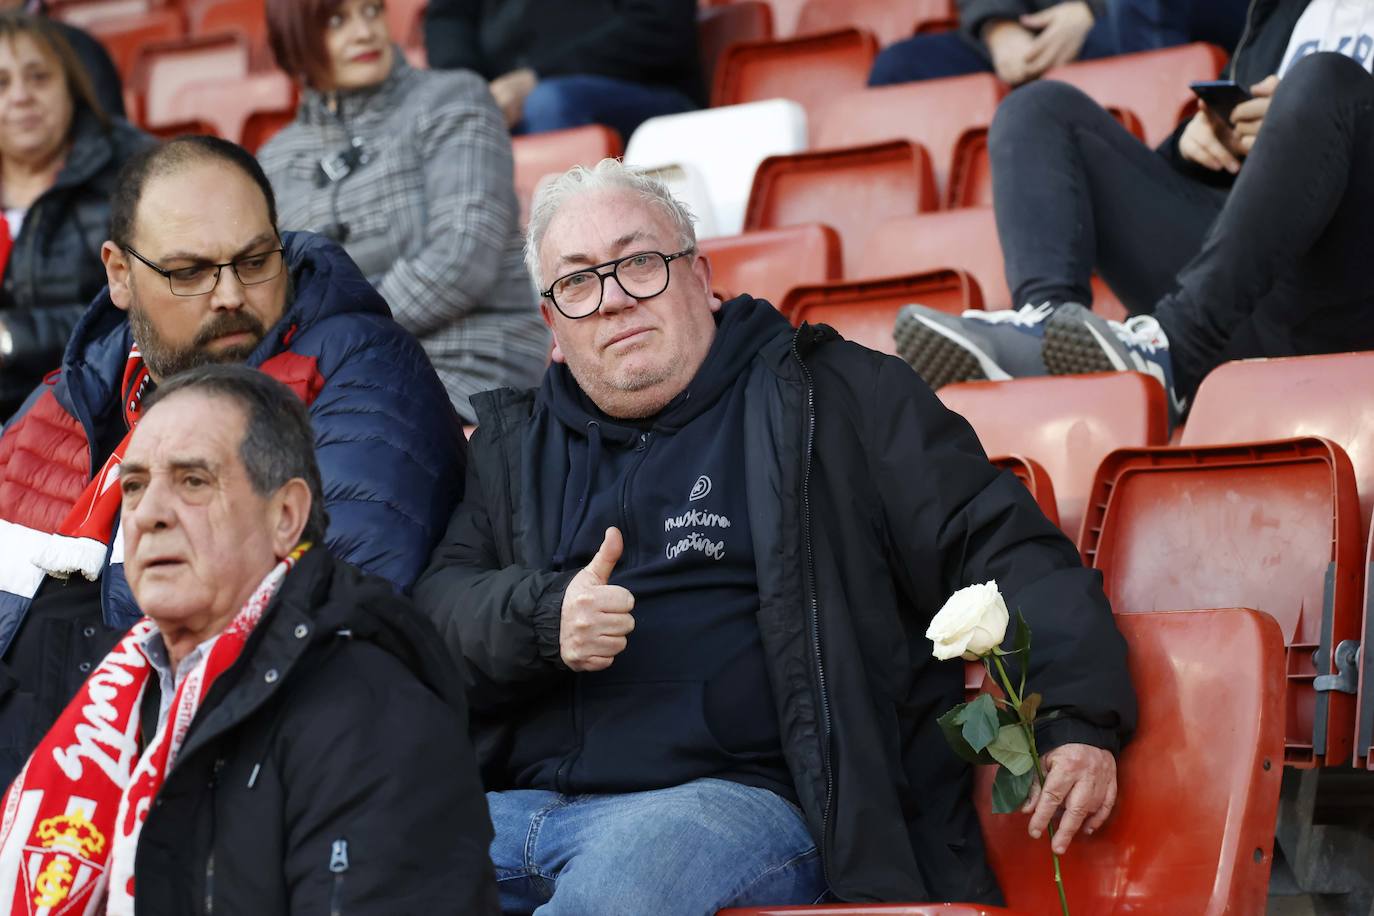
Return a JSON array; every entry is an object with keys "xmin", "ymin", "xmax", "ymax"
[
  {"xmin": 50, "ymin": 107, "xmax": 115, "ymax": 192},
  {"xmin": 296, "ymin": 48, "xmax": 415, "ymax": 128}
]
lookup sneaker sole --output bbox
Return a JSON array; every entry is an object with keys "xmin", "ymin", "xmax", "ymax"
[
  {"xmin": 894, "ymin": 311, "xmax": 996, "ymax": 389},
  {"xmin": 1043, "ymin": 309, "xmax": 1127, "ymax": 376}
]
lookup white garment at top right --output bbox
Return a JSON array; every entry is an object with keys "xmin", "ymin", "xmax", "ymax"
[{"xmin": 1280, "ymin": 0, "xmax": 1374, "ymax": 76}]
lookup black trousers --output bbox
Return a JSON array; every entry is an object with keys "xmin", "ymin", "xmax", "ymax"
[{"xmin": 990, "ymin": 51, "xmax": 1374, "ymax": 397}]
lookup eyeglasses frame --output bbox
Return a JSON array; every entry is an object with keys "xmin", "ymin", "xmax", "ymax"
[
  {"xmin": 540, "ymin": 248, "xmax": 696, "ymax": 319},
  {"xmin": 123, "ymin": 244, "xmax": 287, "ymax": 298}
]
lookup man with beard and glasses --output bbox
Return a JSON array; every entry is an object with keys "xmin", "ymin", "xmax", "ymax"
[{"xmin": 0, "ymin": 135, "xmax": 466, "ymax": 787}]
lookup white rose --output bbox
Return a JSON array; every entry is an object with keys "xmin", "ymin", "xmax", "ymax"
[{"xmin": 927, "ymin": 581, "xmax": 1010, "ymax": 661}]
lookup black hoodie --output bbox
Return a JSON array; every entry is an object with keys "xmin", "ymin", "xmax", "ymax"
[{"xmin": 506, "ymin": 297, "xmax": 796, "ymax": 800}]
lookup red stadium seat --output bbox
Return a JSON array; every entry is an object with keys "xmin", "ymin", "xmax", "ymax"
[
  {"xmin": 713, "ymin": 28, "xmax": 878, "ymax": 118},
  {"xmin": 744, "ymin": 0, "xmax": 810, "ymax": 38},
  {"xmin": 1080, "ymin": 437, "xmax": 1363, "ymax": 767},
  {"xmin": 386, "ymin": 0, "xmax": 428, "ymax": 48},
  {"xmin": 128, "ymin": 32, "xmax": 251, "ymax": 128},
  {"xmin": 698, "ymin": 2, "xmax": 774, "ymax": 100},
  {"xmin": 187, "ymin": 0, "xmax": 269, "ymax": 69},
  {"xmin": 812, "ymin": 74, "xmax": 1005, "ymax": 205},
  {"xmin": 991, "ymin": 454, "xmax": 1059, "ymax": 527},
  {"xmin": 1182, "ymin": 352, "xmax": 1374, "ymax": 530},
  {"xmin": 167, "ymin": 70, "xmax": 295, "ymax": 146},
  {"xmin": 744, "ymin": 141, "xmax": 938, "ymax": 272},
  {"xmin": 727, "ymin": 609, "xmax": 1286, "ymax": 916},
  {"xmin": 938, "ymin": 372, "xmax": 1167, "ymax": 539},
  {"xmin": 699, "ymin": 224, "xmax": 842, "ymax": 308},
  {"xmin": 241, "ymin": 106, "xmax": 295, "ymax": 153},
  {"xmin": 795, "ymin": 0, "xmax": 955, "ymax": 45},
  {"xmin": 980, "ymin": 608, "xmax": 1285, "ymax": 915},
  {"xmin": 87, "ymin": 7, "xmax": 184, "ymax": 82},
  {"xmin": 512, "ymin": 125, "xmax": 623, "ymax": 225},
  {"xmin": 782, "ymin": 269, "xmax": 983, "ymax": 354},
  {"xmin": 52, "ymin": 0, "xmax": 154, "ymax": 29},
  {"xmin": 1043, "ymin": 42, "xmax": 1227, "ymax": 146},
  {"xmin": 857, "ymin": 209, "xmax": 1010, "ymax": 309},
  {"xmin": 1359, "ymin": 522, "xmax": 1374, "ymax": 770}
]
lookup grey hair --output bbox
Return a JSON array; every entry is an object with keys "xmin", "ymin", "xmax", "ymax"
[
  {"xmin": 142, "ymin": 363, "xmax": 330, "ymax": 544},
  {"xmin": 524, "ymin": 158, "xmax": 698, "ymax": 289}
]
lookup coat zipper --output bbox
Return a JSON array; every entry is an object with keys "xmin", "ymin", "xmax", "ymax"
[
  {"xmin": 203, "ymin": 758, "xmax": 226, "ymax": 915},
  {"xmin": 1230, "ymin": 0, "xmax": 1262, "ymax": 80},
  {"xmin": 791, "ymin": 332, "xmax": 834, "ymax": 888},
  {"xmin": 329, "ymin": 838, "xmax": 349, "ymax": 916}
]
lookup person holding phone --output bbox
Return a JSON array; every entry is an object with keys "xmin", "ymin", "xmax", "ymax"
[{"xmin": 896, "ymin": 0, "xmax": 1374, "ymax": 426}]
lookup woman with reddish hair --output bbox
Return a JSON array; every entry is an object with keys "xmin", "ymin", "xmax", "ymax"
[{"xmin": 257, "ymin": 0, "xmax": 548, "ymax": 423}]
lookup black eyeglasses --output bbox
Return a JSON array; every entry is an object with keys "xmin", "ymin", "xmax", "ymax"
[
  {"xmin": 541, "ymin": 249, "xmax": 695, "ymax": 319},
  {"xmin": 124, "ymin": 246, "xmax": 286, "ymax": 297}
]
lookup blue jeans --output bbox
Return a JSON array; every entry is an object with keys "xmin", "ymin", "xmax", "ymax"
[
  {"xmin": 488, "ymin": 778, "xmax": 827, "ymax": 915},
  {"xmin": 518, "ymin": 74, "xmax": 697, "ymax": 141},
  {"xmin": 868, "ymin": 23, "xmax": 1118, "ymax": 86},
  {"xmin": 1110, "ymin": 0, "xmax": 1249, "ymax": 54}
]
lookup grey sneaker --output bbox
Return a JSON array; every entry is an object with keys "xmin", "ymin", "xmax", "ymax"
[
  {"xmin": 1042, "ymin": 302, "xmax": 1187, "ymax": 424},
  {"xmin": 894, "ymin": 302, "xmax": 1054, "ymax": 390}
]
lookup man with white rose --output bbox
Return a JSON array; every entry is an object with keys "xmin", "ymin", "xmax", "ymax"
[{"xmin": 416, "ymin": 160, "xmax": 1138, "ymax": 913}]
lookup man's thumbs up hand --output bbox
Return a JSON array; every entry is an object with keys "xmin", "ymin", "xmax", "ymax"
[{"xmin": 560, "ymin": 527, "xmax": 636, "ymax": 672}]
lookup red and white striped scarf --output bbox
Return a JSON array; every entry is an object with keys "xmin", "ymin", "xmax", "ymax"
[{"xmin": 0, "ymin": 543, "xmax": 311, "ymax": 916}]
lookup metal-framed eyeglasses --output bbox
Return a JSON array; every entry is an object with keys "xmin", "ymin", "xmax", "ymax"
[
  {"xmin": 541, "ymin": 248, "xmax": 695, "ymax": 319},
  {"xmin": 123, "ymin": 245, "xmax": 287, "ymax": 297}
]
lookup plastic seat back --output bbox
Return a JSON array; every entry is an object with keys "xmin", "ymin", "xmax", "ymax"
[
  {"xmin": 813, "ymin": 74, "xmax": 1005, "ymax": 204},
  {"xmin": 385, "ymin": 0, "xmax": 427, "ymax": 47},
  {"xmin": 167, "ymin": 70, "xmax": 295, "ymax": 145},
  {"xmin": 990, "ymin": 454, "xmax": 1059, "ymax": 528},
  {"xmin": 88, "ymin": 7, "xmax": 184, "ymax": 82},
  {"xmin": 53, "ymin": 0, "xmax": 150, "ymax": 29},
  {"xmin": 1043, "ymin": 42, "xmax": 1227, "ymax": 145},
  {"xmin": 241, "ymin": 107, "xmax": 295, "ymax": 153},
  {"xmin": 1182, "ymin": 352, "xmax": 1374, "ymax": 530},
  {"xmin": 747, "ymin": 0, "xmax": 811, "ymax": 38},
  {"xmin": 698, "ymin": 1, "xmax": 774, "ymax": 98},
  {"xmin": 129, "ymin": 33, "xmax": 251, "ymax": 127},
  {"xmin": 699, "ymin": 224, "xmax": 841, "ymax": 308},
  {"xmin": 513, "ymin": 125, "xmax": 623, "ymax": 225},
  {"xmin": 938, "ymin": 373, "xmax": 1167, "ymax": 539},
  {"xmin": 1360, "ymin": 522, "xmax": 1374, "ymax": 769},
  {"xmin": 796, "ymin": 0, "xmax": 956, "ymax": 45},
  {"xmin": 1080, "ymin": 438, "xmax": 1363, "ymax": 767},
  {"xmin": 981, "ymin": 608, "xmax": 1286, "ymax": 915},
  {"xmin": 745, "ymin": 140, "xmax": 937, "ymax": 271},
  {"xmin": 625, "ymin": 99, "xmax": 808, "ymax": 238},
  {"xmin": 782, "ymin": 269, "xmax": 982, "ymax": 354},
  {"xmin": 187, "ymin": 0, "xmax": 270, "ymax": 68},
  {"xmin": 713, "ymin": 28, "xmax": 878, "ymax": 117},
  {"xmin": 858, "ymin": 209, "xmax": 1011, "ymax": 309}
]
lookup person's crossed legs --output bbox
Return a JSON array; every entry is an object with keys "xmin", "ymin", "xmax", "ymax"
[{"xmin": 489, "ymin": 778, "xmax": 825, "ymax": 916}]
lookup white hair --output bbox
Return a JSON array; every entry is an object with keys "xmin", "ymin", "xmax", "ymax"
[{"xmin": 524, "ymin": 158, "xmax": 698, "ymax": 289}]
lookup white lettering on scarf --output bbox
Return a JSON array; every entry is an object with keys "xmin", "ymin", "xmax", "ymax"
[{"xmin": 50, "ymin": 641, "xmax": 148, "ymax": 787}]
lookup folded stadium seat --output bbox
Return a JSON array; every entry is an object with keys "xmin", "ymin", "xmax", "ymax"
[
  {"xmin": 724, "ymin": 608, "xmax": 1286, "ymax": 916},
  {"xmin": 1080, "ymin": 437, "xmax": 1363, "ymax": 768},
  {"xmin": 187, "ymin": 0, "xmax": 271, "ymax": 70},
  {"xmin": 698, "ymin": 223, "xmax": 841, "ymax": 308},
  {"xmin": 857, "ymin": 209, "xmax": 1011, "ymax": 309},
  {"xmin": 698, "ymin": 1, "xmax": 774, "ymax": 101},
  {"xmin": 781, "ymin": 268, "xmax": 982, "ymax": 355},
  {"xmin": 513, "ymin": 124, "xmax": 623, "ymax": 226},
  {"xmin": 990, "ymin": 454, "xmax": 1059, "ymax": 528},
  {"xmin": 1042, "ymin": 42, "xmax": 1228, "ymax": 146},
  {"xmin": 625, "ymin": 99, "xmax": 808, "ymax": 238},
  {"xmin": 795, "ymin": 0, "xmax": 956, "ymax": 45},
  {"xmin": 739, "ymin": 0, "xmax": 810, "ymax": 38},
  {"xmin": 937, "ymin": 372, "xmax": 1167, "ymax": 540},
  {"xmin": 86, "ymin": 6, "xmax": 184, "ymax": 83},
  {"xmin": 51, "ymin": 0, "xmax": 153, "ymax": 29},
  {"xmin": 166, "ymin": 70, "xmax": 295, "ymax": 146},
  {"xmin": 744, "ymin": 140, "xmax": 938, "ymax": 271},
  {"xmin": 812, "ymin": 74, "xmax": 1005, "ymax": 206},
  {"xmin": 128, "ymin": 32, "xmax": 251, "ymax": 128},
  {"xmin": 712, "ymin": 28, "xmax": 879, "ymax": 119},
  {"xmin": 1360, "ymin": 523, "xmax": 1374, "ymax": 770}
]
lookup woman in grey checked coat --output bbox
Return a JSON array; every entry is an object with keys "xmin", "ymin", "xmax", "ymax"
[{"xmin": 258, "ymin": 0, "xmax": 548, "ymax": 423}]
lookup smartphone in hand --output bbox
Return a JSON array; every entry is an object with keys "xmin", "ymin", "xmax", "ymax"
[{"xmin": 1189, "ymin": 80, "xmax": 1253, "ymax": 121}]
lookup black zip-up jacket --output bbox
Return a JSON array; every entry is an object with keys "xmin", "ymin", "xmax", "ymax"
[
  {"xmin": 415, "ymin": 298, "xmax": 1137, "ymax": 903},
  {"xmin": 422, "ymin": 0, "xmax": 705, "ymax": 106},
  {"xmin": 131, "ymin": 548, "xmax": 499, "ymax": 915},
  {"xmin": 0, "ymin": 109, "xmax": 150, "ymax": 417}
]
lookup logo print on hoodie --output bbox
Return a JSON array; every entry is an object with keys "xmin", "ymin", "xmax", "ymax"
[{"xmin": 689, "ymin": 476, "xmax": 712, "ymax": 501}]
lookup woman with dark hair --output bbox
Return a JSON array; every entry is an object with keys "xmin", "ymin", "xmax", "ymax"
[
  {"xmin": 257, "ymin": 0, "xmax": 548, "ymax": 423},
  {"xmin": 0, "ymin": 11, "xmax": 148, "ymax": 420}
]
